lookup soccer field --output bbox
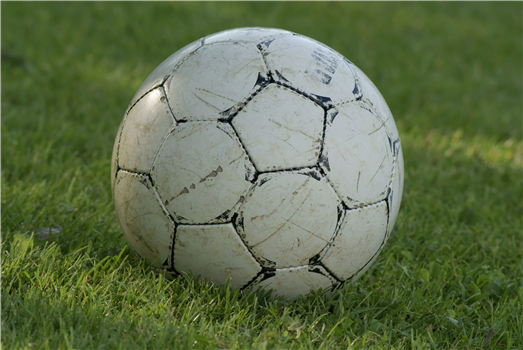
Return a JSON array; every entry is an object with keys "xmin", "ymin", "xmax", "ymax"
[{"xmin": 2, "ymin": 2, "xmax": 521, "ymax": 349}]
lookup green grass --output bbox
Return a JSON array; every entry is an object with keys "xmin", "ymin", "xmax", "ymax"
[{"xmin": 2, "ymin": 2, "xmax": 522, "ymax": 349}]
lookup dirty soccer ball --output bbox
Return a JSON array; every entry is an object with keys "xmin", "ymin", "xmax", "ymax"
[{"xmin": 111, "ymin": 27, "xmax": 403, "ymax": 301}]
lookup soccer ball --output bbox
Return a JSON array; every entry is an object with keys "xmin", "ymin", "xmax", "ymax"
[{"xmin": 111, "ymin": 27, "xmax": 403, "ymax": 301}]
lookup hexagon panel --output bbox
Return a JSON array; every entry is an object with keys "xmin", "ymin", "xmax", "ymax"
[
  {"xmin": 173, "ymin": 223, "xmax": 262, "ymax": 289},
  {"xmin": 321, "ymin": 200, "xmax": 388, "ymax": 281},
  {"xmin": 247, "ymin": 265, "xmax": 335, "ymax": 301},
  {"xmin": 320, "ymin": 102, "xmax": 394, "ymax": 208},
  {"xmin": 204, "ymin": 27, "xmax": 292, "ymax": 45},
  {"xmin": 350, "ymin": 245, "xmax": 383, "ymax": 284},
  {"xmin": 118, "ymin": 87, "xmax": 175, "ymax": 173},
  {"xmin": 237, "ymin": 169, "xmax": 340, "ymax": 268},
  {"xmin": 261, "ymin": 35, "xmax": 358, "ymax": 105},
  {"xmin": 152, "ymin": 121, "xmax": 256, "ymax": 224},
  {"xmin": 111, "ymin": 117, "xmax": 125, "ymax": 193},
  {"xmin": 129, "ymin": 39, "xmax": 202, "ymax": 109},
  {"xmin": 387, "ymin": 139, "xmax": 404, "ymax": 238},
  {"xmin": 351, "ymin": 63, "xmax": 400, "ymax": 141},
  {"xmin": 232, "ymin": 84, "xmax": 324, "ymax": 172},
  {"xmin": 166, "ymin": 42, "xmax": 267, "ymax": 121},
  {"xmin": 113, "ymin": 170, "xmax": 174, "ymax": 268}
]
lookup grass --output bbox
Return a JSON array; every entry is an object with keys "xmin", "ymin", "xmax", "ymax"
[{"xmin": 2, "ymin": 2, "xmax": 522, "ymax": 349}]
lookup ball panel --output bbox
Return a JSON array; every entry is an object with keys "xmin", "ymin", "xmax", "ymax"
[
  {"xmin": 152, "ymin": 121, "xmax": 255, "ymax": 224},
  {"xmin": 321, "ymin": 102, "xmax": 394, "ymax": 208},
  {"xmin": 247, "ymin": 265, "xmax": 335, "ymax": 301},
  {"xmin": 261, "ymin": 36, "xmax": 357, "ymax": 105},
  {"xmin": 173, "ymin": 223, "xmax": 262, "ymax": 289},
  {"xmin": 387, "ymin": 139, "xmax": 404, "ymax": 238},
  {"xmin": 129, "ymin": 39, "xmax": 202, "ymax": 109},
  {"xmin": 321, "ymin": 200, "xmax": 388, "ymax": 280},
  {"xmin": 350, "ymin": 245, "xmax": 382, "ymax": 284},
  {"xmin": 119, "ymin": 87, "xmax": 175, "ymax": 173},
  {"xmin": 111, "ymin": 117, "xmax": 125, "ymax": 193},
  {"xmin": 238, "ymin": 170, "xmax": 340, "ymax": 268},
  {"xmin": 204, "ymin": 27, "xmax": 292, "ymax": 45},
  {"xmin": 232, "ymin": 85, "xmax": 324, "ymax": 172},
  {"xmin": 350, "ymin": 63, "xmax": 399, "ymax": 141},
  {"xmin": 166, "ymin": 42, "xmax": 267, "ymax": 121},
  {"xmin": 113, "ymin": 170, "xmax": 174, "ymax": 268}
]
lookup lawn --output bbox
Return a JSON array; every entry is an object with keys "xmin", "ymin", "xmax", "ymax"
[{"xmin": 2, "ymin": 2, "xmax": 522, "ymax": 349}]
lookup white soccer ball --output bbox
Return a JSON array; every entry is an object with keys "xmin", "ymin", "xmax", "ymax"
[{"xmin": 111, "ymin": 27, "xmax": 403, "ymax": 301}]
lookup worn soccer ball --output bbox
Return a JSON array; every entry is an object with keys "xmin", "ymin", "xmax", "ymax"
[{"xmin": 111, "ymin": 27, "xmax": 403, "ymax": 301}]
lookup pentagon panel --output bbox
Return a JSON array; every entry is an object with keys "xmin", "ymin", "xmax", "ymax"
[
  {"xmin": 173, "ymin": 223, "xmax": 261, "ymax": 289},
  {"xmin": 237, "ymin": 170, "xmax": 339, "ymax": 268},
  {"xmin": 152, "ymin": 121, "xmax": 255, "ymax": 224},
  {"xmin": 113, "ymin": 171, "xmax": 174, "ymax": 269},
  {"xmin": 232, "ymin": 84, "xmax": 324, "ymax": 172},
  {"xmin": 320, "ymin": 102, "xmax": 393, "ymax": 208},
  {"xmin": 166, "ymin": 42, "xmax": 267, "ymax": 121},
  {"xmin": 119, "ymin": 87, "xmax": 175, "ymax": 173},
  {"xmin": 321, "ymin": 200, "xmax": 388, "ymax": 281}
]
